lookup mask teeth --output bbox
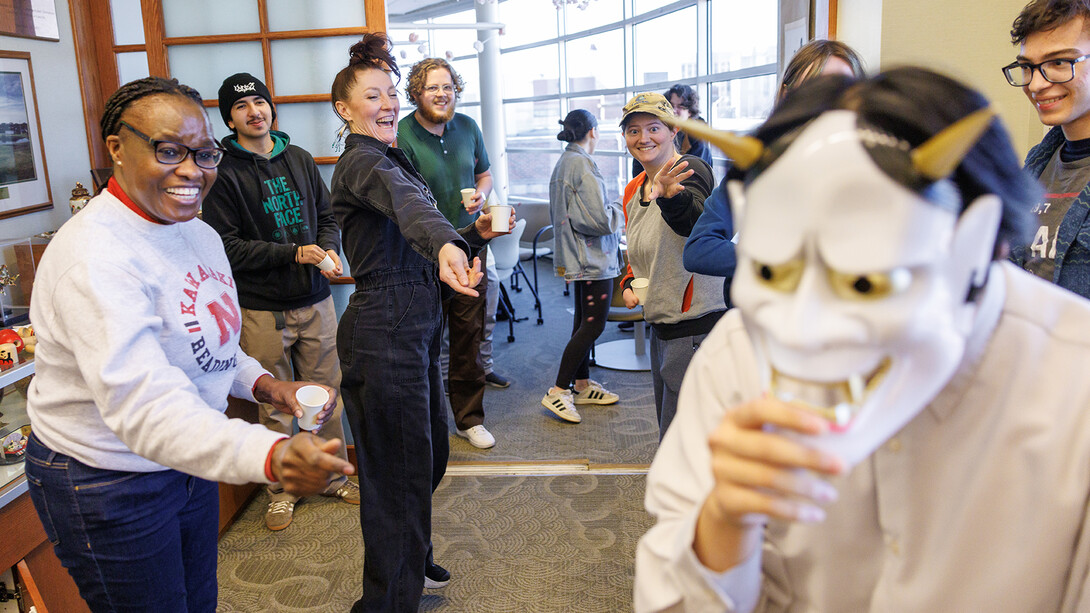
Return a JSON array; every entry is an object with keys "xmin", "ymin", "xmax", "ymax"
[{"xmin": 847, "ymin": 373, "xmax": 865, "ymax": 404}]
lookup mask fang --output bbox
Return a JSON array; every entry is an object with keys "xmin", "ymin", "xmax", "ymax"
[
  {"xmin": 665, "ymin": 117, "xmax": 765, "ymax": 170},
  {"xmin": 910, "ymin": 107, "xmax": 995, "ymax": 181}
]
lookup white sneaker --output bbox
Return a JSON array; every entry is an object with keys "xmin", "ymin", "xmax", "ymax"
[
  {"xmin": 541, "ymin": 389, "xmax": 582, "ymax": 423},
  {"xmin": 457, "ymin": 424, "xmax": 496, "ymax": 449},
  {"xmin": 573, "ymin": 380, "xmax": 619, "ymax": 405}
]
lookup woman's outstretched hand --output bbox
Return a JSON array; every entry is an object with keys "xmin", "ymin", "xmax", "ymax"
[{"xmin": 438, "ymin": 243, "xmax": 483, "ymax": 297}]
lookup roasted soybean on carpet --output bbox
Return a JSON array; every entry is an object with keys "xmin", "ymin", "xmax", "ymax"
[{"xmin": 216, "ymin": 474, "xmax": 652, "ymax": 612}]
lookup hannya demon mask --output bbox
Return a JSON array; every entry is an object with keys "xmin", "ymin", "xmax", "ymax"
[{"xmin": 672, "ymin": 108, "xmax": 1001, "ymax": 466}]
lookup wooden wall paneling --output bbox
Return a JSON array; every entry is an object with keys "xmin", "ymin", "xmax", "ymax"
[
  {"xmin": 68, "ymin": 0, "xmax": 119, "ymax": 169},
  {"xmin": 0, "ymin": 492, "xmax": 44, "ymax": 569},
  {"xmin": 218, "ymin": 396, "xmax": 260, "ymax": 534},
  {"xmin": 20, "ymin": 543, "xmax": 90, "ymax": 613},
  {"xmin": 139, "ymin": 0, "xmax": 168, "ymax": 76}
]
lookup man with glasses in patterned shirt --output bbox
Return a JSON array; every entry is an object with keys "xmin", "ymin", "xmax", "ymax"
[{"xmin": 1008, "ymin": 0, "xmax": 1090, "ymax": 297}]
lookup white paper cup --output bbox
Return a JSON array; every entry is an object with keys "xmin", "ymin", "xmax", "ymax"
[
  {"xmin": 295, "ymin": 385, "xmax": 330, "ymax": 431},
  {"xmin": 631, "ymin": 277, "xmax": 650, "ymax": 304},
  {"xmin": 460, "ymin": 188, "xmax": 476, "ymax": 210},
  {"xmin": 316, "ymin": 254, "xmax": 336, "ymax": 272},
  {"xmin": 490, "ymin": 205, "xmax": 513, "ymax": 233}
]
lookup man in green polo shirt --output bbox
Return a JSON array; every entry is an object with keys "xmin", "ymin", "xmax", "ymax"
[{"xmin": 398, "ymin": 57, "xmax": 505, "ymax": 453}]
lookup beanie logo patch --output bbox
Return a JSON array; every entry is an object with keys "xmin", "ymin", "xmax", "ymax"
[{"xmin": 234, "ymin": 82, "xmax": 258, "ymax": 94}]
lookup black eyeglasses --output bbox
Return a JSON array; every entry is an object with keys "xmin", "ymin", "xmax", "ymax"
[
  {"xmin": 1002, "ymin": 54, "xmax": 1090, "ymax": 86},
  {"xmin": 119, "ymin": 121, "xmax": 225, "ymax": 169}
]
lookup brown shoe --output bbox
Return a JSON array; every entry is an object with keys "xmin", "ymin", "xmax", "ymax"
[
  {"xmin": 324, "ymin": 478, "xmax": 360, "ymax": 505},
  {"xmin": 265, "ymin": 492, "xmax": 296, "ymax": 531}
]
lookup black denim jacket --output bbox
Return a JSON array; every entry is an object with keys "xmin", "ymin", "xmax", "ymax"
[{"xmin": 331, "ymin": 133, "xmax": 486, "ymax": 289}]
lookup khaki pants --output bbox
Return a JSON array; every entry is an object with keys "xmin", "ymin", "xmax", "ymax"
[{"xmin": 240, "ymin": 295, "xmax": 348, "ymax": 495}]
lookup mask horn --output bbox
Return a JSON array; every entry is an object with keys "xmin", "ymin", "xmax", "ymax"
[
  {"xmin": 910, "ymin": 107, "xmax": 995, "ymax": 181},
  {"xmin": 665, "ymin": 117, "xmax": 765, "ymax": 170}
]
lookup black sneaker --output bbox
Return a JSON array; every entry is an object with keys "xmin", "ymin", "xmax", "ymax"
[
  {"xmin": 485, "ymin": 371, "xmax": 511, "ymax": 388},
  {"xmin": 424, "ymin": 561, "xmax": 451, "ymax": 589}
]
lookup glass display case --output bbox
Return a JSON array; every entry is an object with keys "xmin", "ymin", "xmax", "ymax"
[
  {"xmin": 0, "ymin": 359, "xmax": 33, "ymax": 508},
  {"xmin": 0, "ymin": 236, "xmax": 47, "ymax": 328}
]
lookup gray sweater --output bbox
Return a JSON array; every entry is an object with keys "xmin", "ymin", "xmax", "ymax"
[{"xmin": 623, "ymin": 155, "xmax": 725, "ymax": 336}]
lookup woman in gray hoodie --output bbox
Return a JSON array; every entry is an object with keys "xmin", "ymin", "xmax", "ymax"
[{"xmin": 541, "ymin": 110, "xmax": 626, "ymax": 424}]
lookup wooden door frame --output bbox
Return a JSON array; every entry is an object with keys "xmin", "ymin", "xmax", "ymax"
[{"xmin": 69, "ymin": 0, "xmax": 388, "ymax": 171}]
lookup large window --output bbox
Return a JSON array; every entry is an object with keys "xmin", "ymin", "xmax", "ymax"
[
  {"xmin": 400, "ymin": 0, "xmax": 779, "ymax": 201},
  {"xmin": 500, "ymin": 0, "xmax": 778, "ymax": 200}
]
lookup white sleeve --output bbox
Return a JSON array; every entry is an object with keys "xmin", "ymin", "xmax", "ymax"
[
  {"xmin": 231, "ymin": 350, "xmax": 270, "ymax": 403},
  {"xmin": 48, "ymin": 261, "xmax": 282, "ymax": 484},
  {"xmin": 635, "ymin": 312, "xmax": 765, "ymax": 613}
]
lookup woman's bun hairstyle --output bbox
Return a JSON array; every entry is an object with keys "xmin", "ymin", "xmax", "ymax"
[
  {"xmin": 347, "ymin": 33, "xmax": 400, "ymax": 79},
  {"xmin": 331, "ymin": 32, "xmax": 400, "ymax": 128},
  {"xmin": 556, "ymin": 109, "xmax": 597, "ymax": 142}
]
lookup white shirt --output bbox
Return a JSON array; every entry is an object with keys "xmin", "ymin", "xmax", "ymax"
[
  {"xmin": 27, "ymin": 190, "xmax": 280, "ymax": 484},
  {"xmin": 636, "ymin": 262, "xmax": 1090, "ymax": 612}
]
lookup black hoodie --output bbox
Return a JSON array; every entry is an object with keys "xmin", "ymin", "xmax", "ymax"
[{"xmin": 203, "ymin": 131, "xmax": 341, "ymax": 311}]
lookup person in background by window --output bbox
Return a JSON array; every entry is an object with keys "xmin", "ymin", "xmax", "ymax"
[
  {"xmin": 683, "ymin": 39, "xmax": 866, "ymax": 306},
  {"xmin": 397, "ymin": 57, "xmax": 503, "ymax": 451},
  {"xmin": 541, "ymin": 109, "xmax": 625, "ymax": 424},
  {"xmin": 24, "ymin": 76, "xmax": 352, "ymax": 612},
  {"xmin": 633, "ymin": 84, "xmax": 714, "ymax": 177},
  {"xmin": 618, "ymin": 92, "xmax": 723, "ymax": 440},
  {"xmin": 329, "ymin": 34, "xmax": 512, "ymax": 611}
]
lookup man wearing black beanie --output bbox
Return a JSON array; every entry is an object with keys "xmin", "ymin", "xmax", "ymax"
[{"xmin": 203, "ymin": 72, "xmax": 360, "ymax": 531}]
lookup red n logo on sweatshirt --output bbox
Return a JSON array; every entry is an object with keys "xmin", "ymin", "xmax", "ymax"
[{"xmin": 206, "ymin": 292, "xmax": 242, "ymax": 347}]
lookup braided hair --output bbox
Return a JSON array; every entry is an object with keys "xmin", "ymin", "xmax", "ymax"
[
  {"xmin": 100, "ymin": 77, "xmax": 204, "ymax": 141},
  {"xmin": 331, "ymin": 32, "xmax": 399, "ymax": 124}
]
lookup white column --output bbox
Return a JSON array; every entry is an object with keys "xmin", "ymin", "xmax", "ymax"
[{"xmin": 475, "ymin": 0, "xmax": 509, "ymax": 205}]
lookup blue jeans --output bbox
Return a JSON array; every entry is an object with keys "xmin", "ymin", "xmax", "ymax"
[
  {"xmin": 338, "ymin": 270, "xmax": 448, "ymax": 612},
  {"xmin": 25, "ymin": 433, "xmax": 219, "ymax": 613}
]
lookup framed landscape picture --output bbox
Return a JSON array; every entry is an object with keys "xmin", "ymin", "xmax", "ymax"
[{"xmin": 0, "ymin": 51, "xmax": 51, "ymax": 219}]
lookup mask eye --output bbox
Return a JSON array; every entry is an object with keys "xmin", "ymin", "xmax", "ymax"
[
  {"xmin": 826, "ymin": 268, "xmax": 912, "ymax": 300},
  {"xmin": 751, "ymin": 258, "xmax": 804, "ymax": 292}
]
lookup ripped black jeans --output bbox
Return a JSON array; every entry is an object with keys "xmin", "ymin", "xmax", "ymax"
[{"xmin": 554, "ymin": 278, "xmax": 613, "ymax": 389}]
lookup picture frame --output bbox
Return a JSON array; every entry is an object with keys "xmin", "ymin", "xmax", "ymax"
[
  {"xmin": 0, "ymin": 51, "xmax": 52, "ymax": 220},
  {"xmin": 0, "ymin": 0, "xmax": 59, "ymax": 42}
]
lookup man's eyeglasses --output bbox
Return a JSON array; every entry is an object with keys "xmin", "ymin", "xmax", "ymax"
[
  {"xmin": 423, "ymin": 84, "xmax": 455, "ymax": 95},
  {"xmin": 119, "ymin": 121, "xmax": 225, "ymax": 169},
  {"xmin": 1002, "ymin": 54, "xmax": 1090, "ymax": 86}
]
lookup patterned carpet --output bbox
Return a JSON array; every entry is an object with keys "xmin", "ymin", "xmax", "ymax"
[
  {"xmin": 217, "ymin": 474, "xmax": 652, "ymax": 612},
  {"xmin": 217, "ymin": 263, "xmax": 661, "ymax": 611}
]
